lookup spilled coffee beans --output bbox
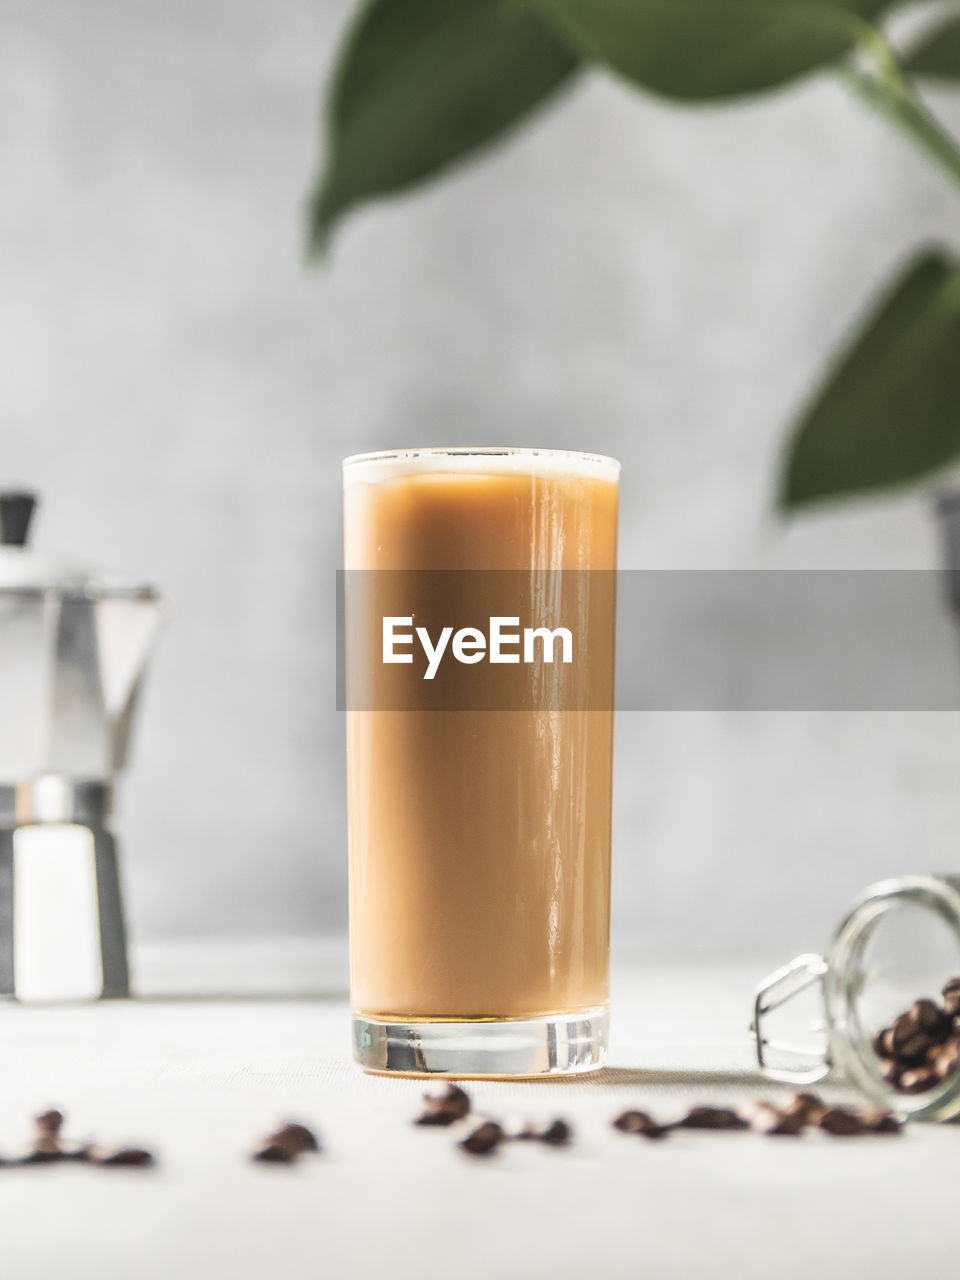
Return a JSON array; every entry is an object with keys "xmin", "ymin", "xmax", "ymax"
[
  {"xmin": 872, "ymin": 980, "xmax": 960, "ymax": 1094},
  {"xmin": 2, "ymin": 1110, "xmax": 156, "ymax": 1168},
  {"xmin": 413, "ymin": 1085, "xmax": 572, "ymax": 1156},
  {"xmin": 612, "ymin": 1092, "xmax": 901, "ymax": 1141},
  {"xmin": 90, "ymin": 1147, "xmax": 156, "ymax": 1168},
  {"xmin": 675, "ymin": 1106, "xmax": 749, "ymax": 1132}
]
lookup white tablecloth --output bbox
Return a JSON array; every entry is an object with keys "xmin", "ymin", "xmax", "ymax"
[{"xmin": 0, "ymin": 949, "xmax": 953, "ymax": 1279}]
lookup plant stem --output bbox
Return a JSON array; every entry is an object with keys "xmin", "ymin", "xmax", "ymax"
[{"xmin": 841, "ymin": 32, "xmax": 960, "ymax": 194}]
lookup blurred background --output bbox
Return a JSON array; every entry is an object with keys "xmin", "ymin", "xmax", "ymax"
[{"xmin": 4, "ymin": 0, "xmax": 960, "ymax": 969}]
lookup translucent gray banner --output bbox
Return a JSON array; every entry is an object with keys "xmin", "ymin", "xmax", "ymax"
[{"xmin": 336, "ymin": 570, "xmax": 960, "ymax": 711}]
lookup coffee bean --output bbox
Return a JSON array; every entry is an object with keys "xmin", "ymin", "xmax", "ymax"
[
  {"xmin": 415, "ymin": 1084, "xmax": 471, "ymax": 1127},
  {"xmin": 20, "ymin": 1146, "xmax": 62, "ymax": 1165},
  {"xmin": 459, "ymin": 1121, "xmax": 504, "ymax": 1156},
  {"xmin": 539, "ymin": 1119, "xmax": 572, "ymax": 1147},
  {"xmin": 91, "ymin": 1147, "xmax": 155, "ymax": 1168},
  {"xmin": 934, "ymin": 1014, "xmax": 953, "ymax": 1043},
  {"xmin": 612, "ymin": 1110, "xmax": 668, "ymax": 1139},
  {"xmin": 19, "ymin": 1109, "xmax": 67, "ymax": 1162},
  {"xmin": 898, "ymin": 1030, "xmax": 935, "ymax": 1064},
  {"xmin": 35, "ymin": 1110, "xmax": 63, "ymax": 1137},
  {"xmin": 898, "ymin": 1066, "xmax": 939, "ymax": 1094},
  {"xmin": 251, "ymin": 1121, "xmax": 319, "ymax": 1164},
  {"xmin": 264, "ymin": 1123, "xmax": 319, "ymax": 1156},
  {"xmin": 612, "ymin": 1110, "xmax": 652, "ymax": 1133},
  {"xmin": 891, "ymin": 1010, "xmax": 922, "ymax": 1050},
  {"xmin": 872, "ymin": 1028, "xmax": 895, "ymax": 1059},
  {"xmin": 932, "ymin": 1037, "xmax": 960, "ymax": 1081},
  {"xmin": 942, "ymin": 978, "xmax": 960, "ymax": 1017},
  {"xmin": 675, "ymin": 1106, "xmax": 748, "ymax": 1132},
  {"xmin": 253, "ymin": 1143, "xmax": 296, "ymax": 1164},
  {"xmin": 784, "ymin": 1092, "xmax": 827, "ymax": 1124},
  {"xmin": 879, "ymin": 1057, "xmax": 902, "ymax": 1086},
  {"xmin": 817, "ymin": 1108, "xmax": 865, "ymax": 1136},
  {"xmin": 749, "ymin": 1102, "xmax": 805, "ymax": 1136},
  {"xmin": 510, "ymin": 1118, "xmax": 572, "ymax": 1145},
  {"xmin": 911, "ymin": 999, "xmax": 945, "ymax": 1036},
  {"xmin": 59, "ymin": 1143, "xmax": 93, "ymax": 1163},
  {"xmin": 859, "ymin": 1107, "xmax": 902, "ymax": 1135}
]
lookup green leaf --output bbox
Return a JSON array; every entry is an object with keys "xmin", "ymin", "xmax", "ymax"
[
  {"xmin": 780, "ymin": 251, "xmax": 960, "ymax": 510},
  {"xmin": 309, "ymin": 0, "xmax": 580, "ymax": 253},
  {"xmin": 525, "ymin": 0, "xmax": 888, "ymax": 101},
  {"xmin": 842, "ymin": 63, "xmax": 960, "ymax": 192},
  {"xmin": 905, "ymin": 15, "xmax": 960, "ymax": 80}
]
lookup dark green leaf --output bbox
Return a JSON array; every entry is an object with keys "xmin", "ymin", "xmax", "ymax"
[
  {"xmin": 309, "ymin": 0, "xmax": 580, "ymax": 253},
  {"xmin": 905, "ymin": 15, "xmax": 960, "ymax": 80},
  {"xmin": 526, "ymin": 0, "xmax": 886, "ymax": 101},
  {"xmin": 780, "ymin": 251, "xmax": 960, "ymax": 509}
]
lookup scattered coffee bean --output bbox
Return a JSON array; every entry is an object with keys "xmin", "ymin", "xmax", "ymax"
[
  {"xmin": 783, "ymin": 1092, "xmax": 827, "ymax": 1125},
  {"xmin": 35, "ymin": 1110, "xmax": 63, "ymax": 1137},
  {"xmin": 675, "ymin": 1106, "xmax": 748, "ymax": 1132},
  {"xmin": 612, "ymin": 1110, "xmax": 669, "ymax": 1139},
  {"xmin": 268, "ymin": 1123, "xmax": 319, "ymax": 1156},
  {"xmin": 817, "ymin": 1107, "xmax": 866, "ymax": 1136},
  {"xmin": 859, "ymin": 1107, "xmax": 902, "ymax": 1135},
  {"xmin": 749, "ymin": 1102, "xmax": 805, "ymax": 1136},
  {"xmin": 459, "ymin": 1121, "xmax": 504, "ymax": 1156},
  {"xmin": 511, "ymin": 1118, "xmax": 573, "ymax": 1146},
  {"xmin": 20, "ymin": 1148, "xmax": 62, "ymax": 1165},
  {"xmin": 22, "ymin": 1109, "xmax": 67, "ymax": 1163},
  {"xmin": 415, "ymin": 1084, "xmax": 471, "ymax": 1127},
  {"xmin": 60, "ymin": 1144, "xmax": 93, "ymax": 1163},
  {"xmin": 251, "ymin": 1121, "xmax": 320, "ymax": 1164},
  {"xmin": 539, "ymin": 1119, "xmax": 572, "ymax": 1147},
  {"xmin": 89, "ymin": 1147, "xmax": 155, "ymax": 1168},
  {"xmin": 252, "ymin": 1143, "xmax": 296, "ymax": 1164}
]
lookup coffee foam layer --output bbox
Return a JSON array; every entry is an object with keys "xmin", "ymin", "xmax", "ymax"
[{"xmin": 342, "ymin": 448, "xmax": 620, "ymax": 486}]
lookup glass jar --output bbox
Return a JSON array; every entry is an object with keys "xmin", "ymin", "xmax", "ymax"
[{"xmin": 753, "ymin": 875, "xmax": 960, "ymax": 1121}]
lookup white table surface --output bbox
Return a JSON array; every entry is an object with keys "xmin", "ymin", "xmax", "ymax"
[{"xmin": 0, "ymin": 947, "xmax": 955, "ymax": 1280}]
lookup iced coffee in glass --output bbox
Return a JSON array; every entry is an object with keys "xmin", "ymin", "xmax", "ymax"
[{"xmin": 343, "ymin": 447, "xmax": 619, "ymax": 1075}]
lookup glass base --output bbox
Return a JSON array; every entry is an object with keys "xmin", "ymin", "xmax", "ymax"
[{"xmin": 353, "ymin": 1007, "xmax": 608, "ymax": 1077}]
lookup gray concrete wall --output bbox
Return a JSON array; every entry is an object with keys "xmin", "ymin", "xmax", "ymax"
[{"xmin": 3, "ymin": 0, "xmax": 960, "ymax": 961}]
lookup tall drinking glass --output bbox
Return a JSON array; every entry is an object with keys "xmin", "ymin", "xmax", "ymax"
[{"xmin": 343, "ymin": 447, "xmax": 619, "ymax": 1075}]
